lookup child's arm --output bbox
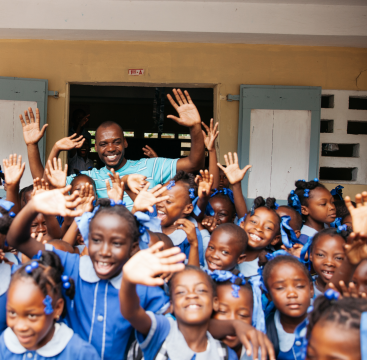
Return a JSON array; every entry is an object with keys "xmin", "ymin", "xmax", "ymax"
[
  {"xmin": 6, "ymin": 186, "xmax": 82, "ymax": 259},
  {"xmin": 202, "ymin": 119, "xmax": 219, "ymax": 189},
  {"xmin": 208, "ymin": 319, "xmax": 275, "ymax": 360},
  {"xmin": 19, "ymin": 108, "xmax": 48, "ymax": 180},
  {"xmin": 131, "ymin": 183, "xmax": 168, "ymax": 214},
  {"xmin": 193, "ymin": 169, "xmax": 213, "ymax": 222},
  {"xmin": 175, "ymin": 219, "xmax": 200, "ymax": 267},
  {"xmin": 3, "ymin": 154, "xmax": 25, "ymax": 214},
  {"xmin": 120, "ymin": 242, "xmax": 186, "ymax": 335},
  {"xmin": 217, "ymin": 152, "xmax": 252, "ymax": 218}
]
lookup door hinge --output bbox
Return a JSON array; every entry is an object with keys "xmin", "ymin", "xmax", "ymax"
[{"xmin": 227, "ymin": 94, "xmax": 240, "ymax": 102}]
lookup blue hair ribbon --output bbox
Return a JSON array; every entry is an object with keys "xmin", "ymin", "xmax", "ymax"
[
  {"xmin": 265, "ymin": 249, "xmax": 294, "ymax": 262},
  {"xmin": 110, "ymin": 199, "xmax": 126, "ymax": 207},
  {"xmin": 304, "ymin": 189, "xmax": 310, "ymax": 198},
  {"xmin": 250, "ymin": 204, "xmax": 255, "ymax": 216},
  {"xmin": 330, "ymin": 217, "xmax": 342, "ymax": 228},
  {"xmin": 237, "ymin": 214, "xmax": 247, "ymax": 226},
  {"xmin": 330, "ymin": 185, "xmax": 344, "ymax": 201},
  {"xmin": 191, "ymin": 196, "xmax": 201, "ymax": 216},
  {"xmin": 43, "ymin": 295, "xmax": 53, "ymax": 315},
  {"xmin": 61, "ymin": 275, "xmax": 71, "ymax": 289},
  {"xmin": 75, "ymin": 205, "xmax": 100, "ymax": 247},
  {"xmin": 205, "ymin": 202, "xmax": 215, "ymax": 216},
  {"xmin": 361, "ymin": 312, "xmax": 367, "ymax": 360},
  {"xmin": 280, "ymin": 216, "xmax": 301, "ymax": 249},
  {"xmin": 288, "ymin": 191, "xmax": 302, "ymax": 215},
  {"xmin": 0, "ymin": 199, "xmax": 15, "ymax": 218},
  {"xmin": 300, "ymin": 235, "xmax": 313, "ymax": 270},
  {"xmin": 211, "ymin": 188, "xmax": 235, "ymax": 205},
  {"xmin": 166, "ymin": 181, "xmax": 175, "ymax": 191},
  {"xmin": 134, "ymin": 211, "xmax": 162, "ymax": 250}
]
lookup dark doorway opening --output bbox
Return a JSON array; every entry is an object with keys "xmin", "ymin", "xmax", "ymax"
[{"xmin": 69, "ymin": 85, "xmax": 213, "ymax": 169}]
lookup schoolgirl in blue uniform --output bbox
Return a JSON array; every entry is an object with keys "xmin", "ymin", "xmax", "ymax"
[
  {"xmin": 6, "ymin": 188, "xmax": 170, "ymax": 360},
  {"xmin": 120, "ymin": 247, "xmax": 238, "ymax": 360},
  {"xmin": 0, "ymin": 251, "xmax": 100, "ymax": 359},
  {"xmin": 287, "ymin": 179, "xmax": 336, "ymax": 242},
  {"xmin": 261, "ymin": 255, "xmax": 313, "ymax": 360}
]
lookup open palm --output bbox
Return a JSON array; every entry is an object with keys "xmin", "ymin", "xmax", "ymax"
[
  {"xmin": 19, "ymin": 108, "xmax": 48, "ymax": 145},
  {"xmin": 45, "ymin": 158, "xmax": 67, "ymax": 188},
  {"xmin": 3, "ymin": 154, "xmax": 25, "ymax": 187},
  {"xmin": 167, "ymin": 89, "xmax": 201, "ymax": 128},
  {"xmin": 56, "ymin": 134, "xmax": 85, "ymax": 151},
  {"xmin": 218, "ymin": 152, "xmax": 252, "ymax": 185}
]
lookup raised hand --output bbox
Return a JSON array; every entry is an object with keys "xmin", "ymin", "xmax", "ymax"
[
  {"xmin": 31, "ymin": 178, "xmax": 50, "ymax": 197},
  {"xmin": 195, "ymin": 169, "xmax": 213, "ymax": 198},
  {"xmin": 344, "ymin": 232, "xmax": 367, "ymax": 265},
  {"xmin": 142, "ymin": 145, "xmax": 158, "ymax": 158},
  {"xmin": 217, "ymin": 152, "xmax": 252, "ymax": 185},
  {"xmin": 123, "ymin": 241, "xmax": 186, "ymax": 286},
  {"xmin": 126, "ymin": 174, "xmax": 149, "ymax": 195},
  {"xmin": 132, "ymin": 183, "xmax": 169, "ymax": 213},
  {"xmin": 32, "ymin": 185, "xmax": 82, "ymax": 217},
  {"xmin": 106, "ymin": 169, "xmax": 124, "ymax": 201},
  {"xmin": 345, "ymin": 192, "xmax": 367, "ymax": 234},
  {"xmin": 167, "ymin": 89, "xmax": 201, "ymax": 128},
  {"xmin": 77, "ymin": 183, "xmax": 94, "ymax": 213},
  {"xmin": 175, "ymin": 219, "xmax": 198, "ymax": 245},
  {"xmin": 55, "ymin": 134, "xmax": 85, "ymax": 152},
  {"xmin": 45, "ymin": 158, "xmax": 67, "ymax": 188},
  {"xmin": 2, "ymin": 154, "xmax": 25, "ymax": 188},
  {"xmin": 202, "ymin": 216, "xmax": 217, "ymax": 232},
  {"xmin": 328, "ymin": 281, "xmax": 367, "ymax": 299},
  {"xmin": 280, "ymin": 243, "xmax": 303, "ymax": 258},
  {"xmin": 202, "ymin": 119, "xmax": 219, "ymax": 151},
  {"xmin": 19, "ymin": 108, "xmax": 48, "ymax": 145}
]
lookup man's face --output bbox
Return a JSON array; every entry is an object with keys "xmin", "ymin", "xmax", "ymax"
[{"xmin": 95, "ymin": 124, "xmax": 127, "ymax": 170}]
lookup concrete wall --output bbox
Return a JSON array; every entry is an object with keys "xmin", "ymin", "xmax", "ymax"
[{"xmin": 1, "ymin": 39, "xmax": 367, "ymax": 196}]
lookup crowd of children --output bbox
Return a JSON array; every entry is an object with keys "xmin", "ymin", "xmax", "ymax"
[{"xmin": 0, "ymin": 89, "xmax": 367, "ymax": 360}]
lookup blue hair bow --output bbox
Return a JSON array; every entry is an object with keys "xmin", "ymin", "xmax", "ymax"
[
  {"xmin": 211, "ymin": 188, "xmax": 235, "ymax": 205},
  {"xmin": 43, "ymin": 295, "xmax": 53, "ymax": 315},
  {"xmin": 337, "ymin": 224, "xmax": 348, "ymax": 233},
  {"xmin": 0, "ymin": 199, "xmax": 15, "ymax": 218},
  {"xmin": 248, "ymin": 275, "xmax": 266, "ymax": 333},
  {"xmin": 134, "ymin": 211, "xmax": 162, "ymax": 250},
  {"xmin": 330, "ymin": 185, "xmax": 344, "ymax": 200},
  {"xmin": 75, "ymin": 205, "xmax": 100, "ymax": 247},
  {"xmin": 280, "ymin": 216, "xmax": 301, "ymax": 249},
  {"xmin": 330, "ymin": 217, "xmax": 342, "ymax": 228},
  {"xmin": 166, "ymin": 181, "xmax": 175, "ymax": 191},
  {"xmin": 204, "ymin": 270, "xmax": 246, "ymax": 298},
  {"xmin": 191, "ymin": 196, "xmax": 202, "ymax": 216},
  {"xmin": 205, "ymin": 202, "xmax": 215, "ymax": 216},
  {"xmin": 110, "ymin": 199, "xmax": 126, "ymax": 207},
  {"xmin": 288, "ymin": 191, "xmax": 302, "ymax": 215}
]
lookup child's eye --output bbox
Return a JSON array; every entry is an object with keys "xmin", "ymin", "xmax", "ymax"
[
  {"xmin": 316, "ymin": 253, "xmax": 324, "ymax": 257},
  {"xmin": 239, "ymin": 313, "xmax": 250, "ymax": 319},
  {"xmin": 113, "ymin": 242, "xmax": 122, "ymax": 247},
  {"xmin": 336, "ymin": 256, "xmax": 344, "ymax": 261},
  {"xmin": 91, "ymin": 238, "xmax": 101, "ymax": 244},
  {"xmin": 166, "ymin": 200, "xmax": 172, "ymax": 204},
  {"xmin": 7, "ymin": 311, "xmax": 16, "ymax": 317},
  {"xmin": 28, "ymin": 314, "xmax": 37, "ymax": 320},
  {"xmin": 221, "ymin": 251, "xmax": 229, "ymax": 255},
  {"xmin": 251, "ymin": 220, "xmax": 256, "ymax": 224},
  {"xmin": 197, "ymin": 288, "xmax": 207, "ymax": 293},
  {"xmin": 297, "ymin": 285, "xmax": 306, "ymax": 289},
  {"xmin": 208, "ymin": 246, "xmax": 214, "ymax": 250},
  {"xmin": 218, "ymin": 310, "xmax": 227, "ymax": 314}
]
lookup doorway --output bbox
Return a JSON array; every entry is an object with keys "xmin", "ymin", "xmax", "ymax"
[{"xmin": 68, "ymin": 85, "xmax": 214, "ymax": 169}]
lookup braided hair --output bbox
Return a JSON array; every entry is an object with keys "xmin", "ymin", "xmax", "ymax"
[
  {"xmin": 307, "ymin": 296, "xmax": 367, "ymax": 339},
  {"xmin": 91, "ymin": 198, "xmax": 140, "ymax": 244},
  {"xmin": 287, "ymin": 180, "xmax": 327, "ymax": 207},
  {"xmin": 252, "ymin": 196, "xmax": 281, "ymax": 230},
  {"xmin": 172, "ymin": 171, "xmax": 197, "ymax": 201},
  {"xmin": 12, "ymin": 251, "xmax": 75, "ymax": 317}
]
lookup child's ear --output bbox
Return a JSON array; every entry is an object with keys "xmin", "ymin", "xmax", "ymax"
[
  {"xmin": 237, "ymin": 253, "xmax": 247, "ymax": 265},
  {"xmin": 301, "ymin": 205, "xmax": 309, "ymax": 216},
  {"xmin": 183, "ymin": 203, "xmax": 194, "ymax": 215},
  {"xmin": 54, "ymin": 298, "xmax": 64, "ymax": 321},
  {"xmin": 295, "ymin": 230, "xmax": 301, "ymax": 238},
  {"xmin": 270, "ymin": 234, "xmax": 281, "ymax": 246},
  {"xmin": 213, "ymin": 296, "xmax": 219, "ymax": 312}
]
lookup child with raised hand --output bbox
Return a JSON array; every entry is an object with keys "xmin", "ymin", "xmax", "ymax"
[
  {"xmin": 121, "ymin": 245, "xmax": 275, "ymax": 360},
  {"xmin": 205, "ymin": 223, "xmax": 248, "ymax": 272},
  {"xmin": 6, "ymin": 187, "xmax": 171, "ymax": 360},
  {"xmin": 262, "ymin": 255, "xmax": 314, "ymax": 360},
  {"xmin": 306, "ymin": 296, "xmax": 367, "ymax": 360},
  {"xmin": 0, "ymin": 251, "xmax": 100, "ymax": 359},
  {"xmin": 288, "ymin": 179, "xmax": 336, "ymax": 238},
  {"xmin": 239, "ymin": 197, "xmax": 281, "ymax": 277}
]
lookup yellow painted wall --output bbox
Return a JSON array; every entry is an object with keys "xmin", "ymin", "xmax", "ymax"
[{"xmin": 1, "ymin": 39, "xmax": 367, "ymax": 194}]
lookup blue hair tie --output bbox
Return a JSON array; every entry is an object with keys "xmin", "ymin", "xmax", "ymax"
[
  {"xmin": 274, "ymin": 203, "xmax": 279, "ymax": 210},
  {"xmin": 288, "ymin": 192, "xmax": 302, "ymax": 215},
  {"xmin": 250, "ymin": 204, "xmax": 255, "ymax": 216},
  {"xmin": 330, "ymin": 217, "xmax": 342, "ymax": 228},
  {"xmin": 61, "ymin": 275, "xmax": 71, "ymax": 289},
  {"xmin": 280, "ymin": 216, "xmax": 302, "ymax": 249},
  {"xmin": 313, "ymin": 178, "xmax": 319, "ymax": 182},
  {"xmin": 25, "ymin": 261, "xmax": 39, "ymax": 274},
  {"xmin": 189, "ymin": 188, "xmax": 195, "ymax": 199},
  {"xmin": 330, "ymin": 185, "xmax": 344, "ymax": 201},
  {"xmin": 304, "ymin": 189, "xmax": 310, "ymax": 198},
  {"xmin": 166, "ymin": 180, "xmax": 175, "ymax": 191},
  {"xmin": 231, "ymin": 284, "xmax": 241, "ymax": 298},
  {"xmin": 324, "ymin": 288, "xmax": 340, "ymax": 301},
  {"xmin": 0, "ymin": 199, "xmax": 14, "ymax": 212},
  {"xmin": 298, "ymin": 179, "xmax": 306, "ymax": 182},
  {"xmin": 134, "ymin": 211, "xmax": 162, "ymax": 250},
  {"xmin": 43, "ymin": 295, "xmax": 54, "ymax": 315},
  {"xmin": 75, "ymin": 205, "xmax": 100, "ymax": 247},
  {"xmin": 211, "ymin": 188, "xmax": 235, "ymax": 205},
  {"xmin": 9, "ymin": 212, "xmax": 16, "ymax": 218},
  {"xmin": 337, "ymin": 224, "xmax": 348, "ymax": 233}
]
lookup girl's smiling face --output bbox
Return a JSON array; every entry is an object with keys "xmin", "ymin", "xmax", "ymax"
[
  {"xmin": 306, "ymin": 321, "xmax": 360, "ymax": 360},
  {"xmin": 171, "ymin": 270, "xmax": 218, "ymax": 326},
  {"xmin": 209, "ymin": 197, "xmax": 236, "ymax": 226},
  {"xmin": 243, "ymin": 207, "xmax": 280, "ymax": 250},
  {"xmin": 213, "ymin": 285, "xmax": 253, "ymax": 353},
  {"xmin": 267, "ymin": 262, "xmax": 312, "ymax": 319},
  {"xmin": 301, "ymin": 187, "xmax": 336, "ymax": 225},
  {"xmin": 88, "ymin": 212, "xmax": 134, "ymax": 279},
  {"xmin": 30, "ymin": 213, "xmax": 48, "ymax": 237},
  {"xmin": 155, "ymin": 182, "xmax": 193, "ymax": 227},
  {"xmin": 310, "ymin": 235, "xmax": 346, "ymax": 286},
  {"xmin": 6, "ymin": 278, "xmax": 63, "ymax": 351}
]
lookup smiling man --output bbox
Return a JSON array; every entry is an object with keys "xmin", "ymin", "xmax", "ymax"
[{"xmin": 66, "ymin": 89, "xmax": 205, "ymax": 210}]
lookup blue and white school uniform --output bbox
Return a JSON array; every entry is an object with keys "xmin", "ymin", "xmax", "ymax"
[
  {"xmin": 273, "ymin": 310, "xmax": 306, "ymax": 360},
  {"xmin": 312, "ymin": 277, "xmax": 324, "ymax": 299},
  {"xmin": 45, "ymin": 245, "xmax": 170, "ymax": 360},
  {"xmin": 0, "ymin": 323, "xmax": 100, "ymax": 359},
  {"xmin": 135, "ymin": 311, "xmax": 238, "ymax": 360},
  {"xmin": 237, "ymin": 258, "xmax": 260, "ymax": 278},
  {"xmin": 0, "ymin": 262, "xmax": 11, "ymax": 334}
]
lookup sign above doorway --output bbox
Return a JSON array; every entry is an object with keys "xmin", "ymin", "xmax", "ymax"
[{"xmin": 128, "ymin": 69, "xmax": 144, "ymax": 76}]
